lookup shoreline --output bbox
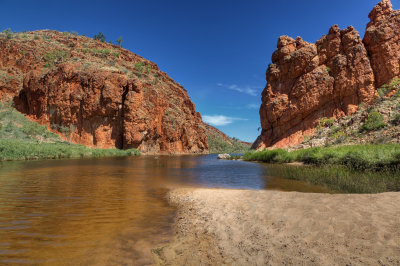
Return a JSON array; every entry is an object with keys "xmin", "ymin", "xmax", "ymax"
[{"xmin": 154, "ymin": 188, "xmax": 400, "ymax": 265}]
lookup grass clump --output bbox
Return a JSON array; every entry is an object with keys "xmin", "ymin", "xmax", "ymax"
[
  {"xmin": 319, "ymin": 117, "xmax": 335, "ymax": 128},
  {"xmin": 377, "ymin": 78, "xmax": 400, "ymax": 98},
  {"xmin": 134, "ymin": 62, "xmax": 145, "ymax": 73},
  {"xmin": 43, "ymin": 50, "xmax": 69, "ymax": 68},
  {"xmin": 359, "ymin": 110, "xmax": 386, "ymax": 132}
]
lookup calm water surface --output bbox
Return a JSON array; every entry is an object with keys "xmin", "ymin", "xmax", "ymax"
[{"xmin": 0, "ymin": 155, "xmax": 328, "ymax": 265}]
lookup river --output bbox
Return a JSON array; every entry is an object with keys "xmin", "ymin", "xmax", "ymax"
[{"xmin": 0, "ymin": 155, "xmax": 328, "ymax": 265}]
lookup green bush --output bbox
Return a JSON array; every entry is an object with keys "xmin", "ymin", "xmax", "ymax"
[
  {"xmin": 359, "ymin": 110, "xmax": 386, "ymax": 132},
  {"xmin": 22, "ymin": 123, "xmax": 48, "ymax": 137},
  {"xmin": 44, "ymin": 50, "xmax": 69, "ymax": 67},
  {"xmin": 2, "ymin": 28, "xmax": 12, "ymax": 39},
  {"xmin": 377, "ymin": 78, "xmax": 400, "ymax": 98},
  {"xmin": 320, "ymin": 117, "xmax": 335, "ymax": 128},
  {"xmin": 134, "ymin": 62, "xmax": 145, "ymax": 73},
  {"xmin": 390, "ymin": 114, "xmax": 400, "ymax": 126},
  {"xmin": 90, "ymin": 48, "xmax": 111, "ymax": 58},
  {"xmin": 93, "ymin": 32, "xmax": 106, "ymax": 42}
]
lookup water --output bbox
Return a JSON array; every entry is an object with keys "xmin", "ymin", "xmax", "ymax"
[{"xmin": 0, "ymin": 155, "xmax": 328, "ymax": 265}]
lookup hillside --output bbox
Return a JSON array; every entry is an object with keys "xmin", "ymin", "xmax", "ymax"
[
  {"xmin": 0, "ymin": 30, "xmax": 208, "ymax": 154},
  {"xmin": 295, "ymin": 82, "xmax": 400, "ymax": 149},
  {"xmin": 203, "ymin": 123, "xmax": 251, "ymax": 154},
  {"xmin": 253, "ymin": 0, "xmax": 400, "ymax": 150},
  {"xmin": 0, "ymin": 101, "xmax": 139, "ymax": 160}
]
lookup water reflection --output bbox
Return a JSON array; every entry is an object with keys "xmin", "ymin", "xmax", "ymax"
[{"xmin": 0, "ymin": 155, "xmax": 328, "ymax": 264}]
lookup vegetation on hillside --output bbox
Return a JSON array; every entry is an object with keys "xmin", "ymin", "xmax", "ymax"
[
  {"xmin": 0, "ymin": 102, "xmax": 139, "ymax": 161},
  {"xmin": 300, "ymin": 78, "xmax": 400, "ymax": 148},
  {"xmin": 0, "ymin": 28, "xmax": 168, "ymax": 89},
  {"xmin": 207, "ymin": 134, "xmax": 250, "ymax": 154}
]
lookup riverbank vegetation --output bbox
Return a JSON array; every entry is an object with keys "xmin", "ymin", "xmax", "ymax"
[
  {"xmin": 243, "ymin": 145, "xmax": 400, "ymax": 193},
  {"xmin": 243, "ymin": 144, "xmax": 400, "ymax": 171},
  {"xmin": 0, "ymin": 102, "xmax": 139, "ymax": 161},
  {"xmin": 268, "ymin": 164, "xmax": 399, "ymax": 193}
]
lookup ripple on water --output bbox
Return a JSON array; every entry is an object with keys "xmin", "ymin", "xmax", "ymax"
[{"xmin": 0, "ymin": 155, "xmax": 329, "ymax": 264}]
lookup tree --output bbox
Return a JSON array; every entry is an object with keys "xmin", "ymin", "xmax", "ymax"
[
  {"xmin": 93, "ymin": 32, "xmax": 106, "ymax": 42},
  {"xmin": 60, "ymin": 124, "xmax": 75, "ymax": 144},
  {"xmin": 116, "ymin": 36, "xmax": 123, "ymax": 47}
]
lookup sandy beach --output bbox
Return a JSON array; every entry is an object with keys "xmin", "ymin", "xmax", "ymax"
[{"xmin": 154, "ymin": 189, "xmax": 400, "ymax": 265}]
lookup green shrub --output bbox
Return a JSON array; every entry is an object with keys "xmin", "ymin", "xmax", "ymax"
[
  {"xmin": 377, "ymin": 78, "xmax": 400, "ymax": 98},
  {"xmin": 90, "ymin": 48, "xmax": 111, "ymax": 58},
  {"xmin": 320, "ymin": 117, "xmax": 335, "ymax": 128},
  {"xmin": 2, "ymin": 28, "xmax": 12, "ymax": 39},
  {"xmin": 44, "ymin": 50, "xmax": 69, "ymax": 67},
  {"xmin": 135, "ymin": 62, "xmax": 145, "ymax": 73},
  {"xmin": 22, "ymin": 123, "xmax": 48, "ymax": 137},
  {"xmin": 390, "ymin": 114, "xmax": 400, "ymax": 126},
  {"xmin": 331, "ymin": 130, "xmax": 347, "ymax": 144},
  {"xmin": 359, "ymin": 110, "xmax": 386, "ymax": 132},
  {"xmin": 93, "ymin": 32, "xmax": 106, "ymax": 42}
]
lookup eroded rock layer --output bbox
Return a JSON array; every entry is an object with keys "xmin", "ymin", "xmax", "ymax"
[
  {"xmin": 364, "ymin": 0, "xmax": 400, "ymax": 88},
  {"xmin": 254, "ymin": 0, "xmax": 399, "ymax": 149},
  {"xmin": 0, "ymin": 30, "xmax": 208, "ymax": 154}
]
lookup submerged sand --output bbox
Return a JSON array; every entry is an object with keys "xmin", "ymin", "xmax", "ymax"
[{"xmin": 154, "ymin": 189, "xmax": 400, "ymax": 265}]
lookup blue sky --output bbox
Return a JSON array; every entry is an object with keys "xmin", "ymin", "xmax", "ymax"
[{"xmin": 1, "ymin": 0, "xmax": 399, "ymax": 142}]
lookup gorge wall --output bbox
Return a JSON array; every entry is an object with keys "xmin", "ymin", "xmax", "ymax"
[
  {"xmin": 0, "ymin": 30, "xmax": 208, "ymax": 154},
  {"xmin": 253, "ymin": 0, "xmax": 400, "ymax": 150}
]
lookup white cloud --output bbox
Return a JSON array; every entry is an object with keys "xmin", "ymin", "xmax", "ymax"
[
  {"xmin": 217, "ymin": 83, "xmax": 259, "ymax": 96},
  {"xmin": 203, "ymin": 115, "xmax": 247, "ymax": 126},
  {"xmin": 247, "ymin": 103, "xmax": 259, "ymax": 109}
]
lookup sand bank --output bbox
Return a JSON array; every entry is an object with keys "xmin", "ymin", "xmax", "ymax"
[{"xmin": 154, "ymin": 189, "xmax": 400, "ymax": 265}]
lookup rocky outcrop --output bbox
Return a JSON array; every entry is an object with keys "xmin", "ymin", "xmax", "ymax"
[
  {"xmin": 364, "ymin": 0, "xmax": 400, "ymax": 88},
  {"xmin": 254, "ymin": 0, "xmax": 399, "ymax": 150},
  {"xmin": 0, "ymin": 30, "xmax": 208, "ymax": 154}
]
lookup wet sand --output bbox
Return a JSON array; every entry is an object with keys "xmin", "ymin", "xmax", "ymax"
[{"xmin": 154, "ymin": 188, "xmax": 400, "ymax": 265}]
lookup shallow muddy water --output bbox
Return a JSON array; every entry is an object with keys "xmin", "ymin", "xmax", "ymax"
[{"xmin": 0, "ymin": 155, "xmax": 328, "ymax": 265}]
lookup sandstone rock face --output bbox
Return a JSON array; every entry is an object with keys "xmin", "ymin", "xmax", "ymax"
[
  {"xmin": 254, "ymin": 0, "xmax": 399, "ymax": 150},
  {"xmin": 364, "ymin": 0, "xmax": 400, "ymax": 88},
  {"xmin": 0, "ymin": 30, "xmax": 208, "ymax": 154}
]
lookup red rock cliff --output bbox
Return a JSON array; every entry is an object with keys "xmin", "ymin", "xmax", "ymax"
[
  {"xmin": 253, "ymin": 0, "xmax": 399, "ymax": 150},
  {"xmin": 0, "ymin": 30, "xmax": 208, "ymax": 154}
]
